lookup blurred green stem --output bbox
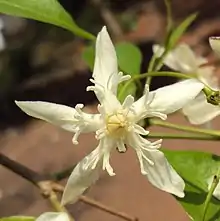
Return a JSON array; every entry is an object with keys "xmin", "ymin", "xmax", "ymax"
[
  {"xmin": 49, "ymin": 191, "xmax": 74, "ymax": 221},
  {"xmin": 150, "ymin": 119, "xmax": 220, "ymax": 137},
  {"xmin": 147, "ymin": 133, "xmax": 220, "ymax": 140},
  {"xmin": 202, "ymin": 174, "xmax": 220, "ymax": 221}
]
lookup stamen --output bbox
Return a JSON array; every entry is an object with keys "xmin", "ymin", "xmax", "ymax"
[
  {"xmin": 136, "ymin": 151, "xmax": 147, "ymax": 175},
  {"xmin": 117, "ymin": 140, "xmax": 127, "ymax": 152},
  {"xmin": 72, "ymin": 128, "xmax": 81, "ymax": 145},
  {"xmin": 133, "ymin": 124, "xmax": 149, "ymax": 135},
  {"xmin": 103, "ymin": 153, "xmax": 115, "ymax": 176},
  {"xmin": 140, "ymin": 149, "xmax": 154, "ymax": 166}
]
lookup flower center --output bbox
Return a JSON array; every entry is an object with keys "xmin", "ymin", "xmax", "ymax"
[{"xmin": 106, "ymin": 110, "xmax": 128, "ymax": 138}]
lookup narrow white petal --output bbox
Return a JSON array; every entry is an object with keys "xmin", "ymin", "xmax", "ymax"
[
  {"xmin": 100, "ymin": 90, "xmax": 122, "ymax": 115},
  {"xmin": 92, "ymin": 26, "xmax": 126, "ymax": 95},
  {"xmin": 183, "ymin": 93, "xmax": 220, "ymax": 124},
  {"xmin": 143, "ymin": 151, "xmax": 185, "ymax": 198},
  {"xmin": 197, "ymin": 66, "xmax": 219, "ymax": 90},
  {"xmin": 126, "ymin": 132, "xmax": 184, "ymax": 197},
  {"xmin": 15, "ymin": 101, "xmax": 101, "ymax": 134},
  {"xmin": 153, "ymin": 44, "xmax": 206, "ymax": 73},
  {"xmin": 207, "ymin": 176, "xmax": 220, "ymax": 200},
  {"xmin": 209, "ymin": 37, "xmax": 220, "ymax": 58},
  {"xmin": 61, "ymin": 148, "xmax": 102, "ymax": 205},
  {"xmin": 36, "ymin": 213, "xmax": 69, "ymax": 221},
  {"xmin": 61, "ymin": 138, "xmax": 115, "ymax": 205},
  {"xmin": 149, "ymin": 79, "xmax": 204, "ymax": 114}
]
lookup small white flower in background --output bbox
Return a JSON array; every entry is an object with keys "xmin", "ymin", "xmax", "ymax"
[
  {"xmin": 207, "ymin": 175, "xmax": 220, "ymax": 200},
  {"xmin": 36, "ymin": 212, "xmax": 69, "ymax": 221},
  {"xmin": 153, "ymin": 43, "xmax": 220, "ymax": 125},
  {"xmin": 16, "ymin": 27, "xmax": 204, "ymax": 205}
]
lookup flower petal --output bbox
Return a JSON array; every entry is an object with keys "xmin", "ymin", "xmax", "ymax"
[
  {"xmin": 126, "ymin": 132, "xmax": 184, "ymax": 197},
  {"xmin": 142, "ymin": 150, "xmax": 185, "ymax": 198},
  {"xmin": 61, "ymin": 150, "xmax": 102, "ymax": 205},
  {"xmin": 149, "ymin": 79, "xmax": 204, "ymax": 114},
  {"xmin": 131, "ymin": 85, "xmax": 167, "ymax": 122},
  {"xmin": 182, "ymin": 92, "xmax": 220, "ymax": 124},
  {"xmin": 36, "ymin": 212, "xmax": 69, "ymax": 221},
  {"xmin": 92, "ymin": 26, "xmax": 129, "ymax": 95},
  {"xmin": 197, "ymin": 66, "xmax": 219, "ymax": 90},
  {"xmin": 15, "ymin": 101, "xmax": 101, "ymax": 134},
  {"xmin": 209, "ymin": 37, "xmax": 220, "ymax": 58},
  {"xmin": 153, "ymin": 44, "xmax": 206, "ymax": 73},
  {"xmin": 61, "ymin": 137, "xmax": 115, "ymax": 205},
  {"xmin": 207, "ymin": 176, "xmax": 220, "ymax": 200}
]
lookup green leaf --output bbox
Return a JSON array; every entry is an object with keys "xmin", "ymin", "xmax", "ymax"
[
  {"xmin": 164, "ymin": 150, "xmax": 220, "ymax": 221},
  {"xmin": 115, "ymin": 42, "xmax": 142, "ymax": 75},
  {"xmin": 154, "ymin": 13, "xmax": 198, "ymax": 71},
  {"xmin": 118, "ymin": 81, "xmax": 136, "ymax": 103},
  {"xmin": 0, "ymin": 0, "xmax": 94, "ymax": 40},
  {"xmin": 167, "ymin": 12, "xmax": 197, "ymax": 49},
  {"xmin": 82, "ymin": 44, "xmax": 95, "ymax": 71},
  {"xmin": 0, "ymin": 216, "xmax": 35, "ymax": 221}
]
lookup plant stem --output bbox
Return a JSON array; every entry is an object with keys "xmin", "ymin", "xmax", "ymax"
[
  {"xmin": 0, "ymin": 153, "xmax": 137, "ymax": 221},
  {"xmin": 79, "ymin": 196, "xmax": 138, "ymax": 221},
  {"xmin": 49, "ymin": 191, "xmax": 74, "ymax": 221},
  {"xmin": 147, "ymin": 133, "xmax": 220, "ymax": 140},
  {"xmin": 202, "ymin": 174, "xmax": 220, "ymax": 221},
  {"xmin": 150, "ymin": 119, "xmax": 220, "ymax": 137}
]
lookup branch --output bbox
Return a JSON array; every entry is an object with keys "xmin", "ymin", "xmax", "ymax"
[
  {"xmin": 149, "ymin": 119, "xmax": 220, "ymax": 137},
  {"xmin": 147, "ymin": 133, "xmax": 220, "ymax": 140},
  {"xmin": 0, "ymin": 153, "xmax": 138, "ymax": 221},
  {"xmin": 90, "ymin": 0, "xmax": 123, "ymax": 40},
  {"xmin": 0, "ymin": 153, "xmax": 47, "ymax": 186},
  {"xmin": 0, "ymin": 153, "xmax": 74, "ymax": 220},
  {"xmin": 79, "ymin": 196, "xmax": 138, "ymax": 221}
]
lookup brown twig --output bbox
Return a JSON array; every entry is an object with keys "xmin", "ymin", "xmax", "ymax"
[
  {"xmin": 90, "ymin": 0, "xmax": 123, "ymax": 41},
  {"xmin": 0, "ymin": 153, "xmax": 46, "ymax": 186},
  {"xmin": 79, "ymin": 196, "xmax": 138, "ymax": 221},
  {"xmin": 0, "ymin": 153, "xmax": 138, "ymax": 221}
]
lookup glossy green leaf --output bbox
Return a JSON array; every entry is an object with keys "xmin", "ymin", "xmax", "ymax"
[
  {"xmin": 0, "ymin": 0, "xmax": 94, "ymax": 40},
  {"xmin": 115, "ymin": 42, "xmax": 142, "ymax": 75},
  {"xmin": 164, "ymin": 150, "xmax": 220, "ymax": 221},
  {"xmin": 0, "ymin": 216, "xmax": 35, "ymax": 221}
]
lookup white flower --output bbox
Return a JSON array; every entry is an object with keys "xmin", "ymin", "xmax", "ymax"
[
  {"xmin": 16, "ymin": 27, "xmax": 204, "ymax": 205},
  {"xmin": 207, "ymin": 175, "xmax": 220, "ymax": 200},
  {"xmin": 153, "ymin": 43, "xmax": 220, "ymax": 125},
  {"xmin": 36, "ymin": 212, "xmax": 69, "ymax": 221}
]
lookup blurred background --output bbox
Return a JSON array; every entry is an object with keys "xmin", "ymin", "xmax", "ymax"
[{"xmin": 0, "ymin": 0, "xmax": 220, "ymax": 220}]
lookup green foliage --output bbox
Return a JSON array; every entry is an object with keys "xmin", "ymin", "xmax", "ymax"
[
  {"xmin": 82, "ymin": 44, "xmax": 95, "ymax": 71},
  {"xmin": 115, "ymin": 42, "xmax": 142, "ymax": 75},
  {"xmin": 0, "ymin": 0, "xmax": 94, "ymax": 40},
  {"xmin": 0, "ymin": 216, "xmax": 35, "ymax": 221},
  {"xmin": 165, "ymin": 150, "xmax": 220, "ymax": 221}
]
